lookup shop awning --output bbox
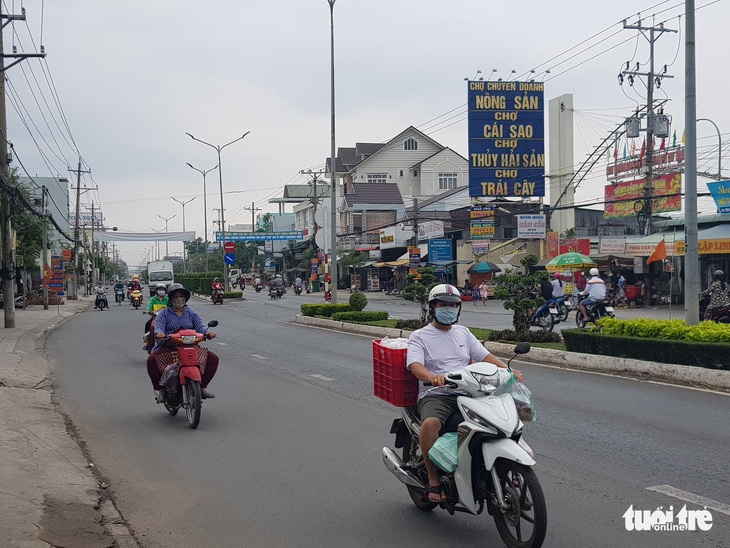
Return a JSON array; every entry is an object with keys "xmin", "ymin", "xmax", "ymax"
[
  {"xmin": 428, "ymin": 260, "xmax": 471, "ymax": 267},
  {"xmin": 373, "ymin": 259, "xmax": 409, "ymax": 268}
]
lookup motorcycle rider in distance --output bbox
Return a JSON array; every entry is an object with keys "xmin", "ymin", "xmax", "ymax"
[
  {"xmin": 268, "ymin": 274, "xmax": 283, "ymax": 295},
  {"xmin": 294, "ymin": 275, "xmax": 303, "ymax": 294},
  {"xmin": 147, "ymin": 283, "xmax": 218, "ymax": 403},
  {"xmin": 700, "ymin": 269, "xmax": 730, "ymax": 319},
  {"xmin": 143, "ymin": 283, "xmax": 169, "ymax": 351},
  {"xmin": 113, "ymin": 280, "xmax": 126, "ymax": 303},
  {"xmin": 579, "ymin": 267, "xmax": 606, "ymax": 321},
  {"xmin": 212, "ymin": 277, "xmax": 223, "ymax": 293},
  {"xmin": 406, "ymin": 284, "xmax": 521, "ymax": 503},
  {"xmin": 94, "ymin": 283, "xmax": 107, "ymax": 309},
  {"xmin": 551, "ymin": 272, "xmax": 564, "ymax": 299}
]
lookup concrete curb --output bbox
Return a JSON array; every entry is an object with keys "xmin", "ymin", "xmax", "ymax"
[{"xmin": 294, "ymin": 315, "xmax": 730, "ymax": 390}]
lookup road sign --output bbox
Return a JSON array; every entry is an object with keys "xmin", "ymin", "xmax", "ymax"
[
  {"xmin": 224, "ymin": 253, "xmax": 236, "ymax": 265},
  {"xmin": 224, "ymin": 241, "xmax": 236, "ymax": 253}
]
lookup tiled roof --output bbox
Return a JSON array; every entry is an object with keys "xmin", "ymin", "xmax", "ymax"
[{"xmin": 344, "ymin": 183, "xmax": 403, "ymax": 206}]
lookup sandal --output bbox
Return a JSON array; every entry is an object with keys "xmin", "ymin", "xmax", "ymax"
[{"xmin": 427, "ymin": 483, "xmax": 446, "ymax": 503}]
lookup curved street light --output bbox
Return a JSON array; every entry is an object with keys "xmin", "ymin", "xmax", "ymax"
[
  {"xmin": 697, "ymin": 118, "xmax": 723, "ymax": 180},
  {"xmin": 186, "ymin": 163, "xmax": 218, "ymax": 272},
  {"xmin": 186, "ymin": 131, "xmax": 250, "ymax": 291},
  {"xmin": 172, "ymin": 197, "xmax": 196, "ymax": 273},
  {"xmin": 328, "ymin": 0, "xmax": 339, "ymax": 303}
]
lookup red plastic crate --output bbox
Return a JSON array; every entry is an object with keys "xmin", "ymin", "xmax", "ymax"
[{"xmin": 373, "ymin": 339, "xmax": 419, "ymax": 407}]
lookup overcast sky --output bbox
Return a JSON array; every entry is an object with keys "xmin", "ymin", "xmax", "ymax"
[{"xmin": 5, "ymin": 0, "xmax": 729, "ymax": 268}]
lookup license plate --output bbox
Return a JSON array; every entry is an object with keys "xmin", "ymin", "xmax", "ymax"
[
  {"xmin": 549, "ymin": 308, "xmax": 558, "ymax": 315},
  {"xmin": 604, "ymin": 306, "xmax": 614, "ymax": 313}
]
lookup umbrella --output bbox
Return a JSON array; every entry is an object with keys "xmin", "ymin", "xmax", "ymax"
[
  {"xmin": 545, "ymin": 252, "xmax": 597, "ymax": 270},
  {"xmin": 467, "ymin": 261, "xmax": 501, "ymax": 274}
]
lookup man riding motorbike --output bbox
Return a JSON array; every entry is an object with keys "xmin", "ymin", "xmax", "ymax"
[
  {"xmin": 294, "ymin": 275, "xmax": 303, "ymax": 295},
  {"xmin": 700, "ymin": 269, "xmax": 730, "ymax": 320},
  {"xmin": 268, "ymin": 274, "xmax": 284, "ymax": 296},
  {"xmin": 406, "ymin": 284, "xmax": 520, "ymax": 503},
  {"xmin": 579, "ymin": 267, "xmax": 606, "ymax": 320},
  {"xmin": 94, "ymin": 283, "xmax": 108, "ymax": 309},
  {"xmin": 143, "ymin": 283, "xmax": 169, "ymax": 351},
  {"xmin": 146, "ymin": 283, "xmax": 218, "ymax": 402},
  {"xmin": 113, "ymin": 280, "xmax": 126, "ymax": 303}
]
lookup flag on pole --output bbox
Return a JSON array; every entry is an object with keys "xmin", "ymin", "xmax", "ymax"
[
  {"xmin": 672, "ymin": 130, "xmax": 677, "ymax": 147},
  {"xmin": 647, "ymin": 239, "xmax": 667, "ymax": 264},
  {"xmin": 43, "ymin": 263, "xmax": 51, "ymax": 287},
  {"xmin": 632, "ymin": 140, "xmax": 637, "ymax": 156},
  {"xmin": 623, "ymin": 143, "xmax": 627, "ymax": 159},
  {"xmin": 639, "ymin": 138, "xmax": 646, "ymax": 163},
  {"xmin": 659, "ymin": 137, "xmax": 666, "ymax": 150},
  {"xmin": 613, "ymin": 145, "xmax": 618, "ymax": 161},
  {"xmin": 682, "ymin": 129, "xmax": 686, "ymax": 144}
]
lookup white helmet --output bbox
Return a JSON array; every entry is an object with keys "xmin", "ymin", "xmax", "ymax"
[
  {"xmin": 275, "ymin": 274, "xmax": 281, "ymax": 278},
  {"xmin": 589, "ymin": 268, "xmax": 599, "ymax": 276},
  {"xmin": 428, "ymin": 284, "xmax": 462, "ymax": 304}
]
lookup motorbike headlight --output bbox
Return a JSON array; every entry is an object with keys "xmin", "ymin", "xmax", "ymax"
[
  {"xmin": 471, "ymin": 371, "xmax": 502, "ymax": 392},
  {"xmin": 181, "ymin": 335, "xmax": 197, "ymax": 344},
  {"xmin": 462, "ymin": 406, "xmax": 498, "ymax": 434}
]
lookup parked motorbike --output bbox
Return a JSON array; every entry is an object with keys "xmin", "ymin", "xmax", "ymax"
[
  {"xmin": 131, "ymin": 289, "xmax": 143, "ymax": 309},
  {"xmin": 382, "ymin": 343, "xmax": 547, "ymax": 548},
  {"xmin": 574, "ymin": 294, "xmax": 615, "ymax": 328},
  {"xmin": 528, "ymin": 300, "xmax": 555, "ymax": 332},
  {"xmin": 212, "ymin": 289, "xmax": 224, "ymax": 305},
  {"xmin": 155, "ymin": 320, "xmax": 218, "ymax": 429},
  {"xmin": 699, "ymin": 294, "xmax": 730, "ymax": 322}
]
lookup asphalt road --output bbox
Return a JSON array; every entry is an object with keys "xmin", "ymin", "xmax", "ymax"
[{"xmin": 46, "ymin": 290, "xmax": 729, "ymax": 547}]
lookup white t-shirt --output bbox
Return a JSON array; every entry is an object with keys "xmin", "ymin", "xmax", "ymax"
[
  {"xmin": 407, "ymin": 324, "xmax": 489, "ymax": 399},
  {"xmin": 551, "ymin": 278, "xmax": 565, "ymax": 298},
  {"xmin": 585, "ymin": 277, "xmax": 607, "ymax": 300}
]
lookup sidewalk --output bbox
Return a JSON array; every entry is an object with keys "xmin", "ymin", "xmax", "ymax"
[{"xmin": 0, "ymin": 298, "xmax": 137, "ymax": 548}]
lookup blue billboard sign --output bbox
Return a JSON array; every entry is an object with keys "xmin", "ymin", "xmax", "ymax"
[
  {"xmin": 707, "ymin": 180, "xmax": 730, "ymax": 214},
  {"xmin": 468, "ymin": 80, "xmax": 545, "ymax": 198},
  {"xmin": 429, "ymin": 238, "xmax": 453, "ymax": 262}
]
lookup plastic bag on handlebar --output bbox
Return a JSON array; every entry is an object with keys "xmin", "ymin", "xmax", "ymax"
[
  {"xmin": 495, "ymin": 372, "xmax": 536, "ymax": 423},
  {"xmin": 428, "ymin": 432, "xmax": 458, "ymax": 473}
]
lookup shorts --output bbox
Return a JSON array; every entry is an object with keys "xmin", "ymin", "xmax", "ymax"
[
  {"xmin": 417, "ymin": 395, "xmax": 460, "ymax": 425},
  {"xmin": 582, "ymin": 298, "xmax": 597, "ymax": 308}
]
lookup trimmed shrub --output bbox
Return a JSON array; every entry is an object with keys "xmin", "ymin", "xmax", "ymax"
[
  {"xmin": 595, "ymin": 316, "xmax": 730, "ymax": 343},
  {"xmin": 486, "ymin": 329, "xmax": 562, "ymax": 344},
  {"xmin": 562, "ymin": 328, "xmax": 730, "ymax": 370},
  {"xmin": 395, "ymin": 319, "xmax": 427, "ymax": 330},
  {"xmin": 222, "ymin": 292, "xmax": 243, "ymax": 299},
  {"xmin": 348, "ymin": 291, "xmax": 368, "ymax": 312},
  {"xmin": 300, "ymin": 303, "xmax": 352, "ymax": 317},
  {"xmin": 332, "ymin": 310, "xmax": 388, "ymax": 322}
]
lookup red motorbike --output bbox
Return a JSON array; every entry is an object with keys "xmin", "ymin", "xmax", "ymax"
[{"xmin": 155, "ymin": 320, "xmax": 218, "ymax": 429}]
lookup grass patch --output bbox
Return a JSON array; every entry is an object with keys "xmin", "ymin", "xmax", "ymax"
[
  {"xmin": 468, "ymin": 327, "xmax": 491, "ymax": 340},
  {"xmin": 531, "ymin": 341, "xmax": 566, "ymax": 351}
]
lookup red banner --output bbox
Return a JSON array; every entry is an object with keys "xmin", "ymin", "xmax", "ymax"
[
  {"xmin": 546, "ymin": 233, "xmax": 590, "ymax": 258},
  {"xmin": 604, "ymin": 173, "xmax": 682, "ymax": 219}
]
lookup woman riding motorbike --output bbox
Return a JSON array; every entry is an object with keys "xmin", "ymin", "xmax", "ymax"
[
  {"xmin": 146, "ymin": 283, "xmax": 219, "ymax": 402},
  {"xmin": 700, "ymin": 270, "xmax": 730, "ymax": 320}
]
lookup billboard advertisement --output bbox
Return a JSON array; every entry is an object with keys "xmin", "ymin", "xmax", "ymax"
[
  {"xmin": 517, "ymin": 215, "xmax": 546, "ymax": 239},
  {"xmin": 604, "ymin": 173, "xmax": 682, "ymax": 218},
  {"xmin": 707, "ymin": 180, "xmax": 730, "ymax": 214},
  {"xmin": 429, "ymin": 238, "xmax": 453, "ymax": 262},
  {"xmin": 468, "ymin": 80, "xmax": 545, "ymax": 198}
]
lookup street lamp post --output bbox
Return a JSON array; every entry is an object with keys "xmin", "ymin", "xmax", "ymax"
[
  {"xmin": 697, "ymin": 118, "xmax": 723, "ymax": 180},
  {"xmin": 186, "ymin": 131, "xmax": 250, "ymax": 292},
  {"xmin": 327, "ymin": 0, "xmax": 339, "ymax": 304},
  {"xmin": 157, "ymin": 214, "xmax": 176, "ymax": 259},
  {"xmin": 186, "ymin": 163, "xmax": 218, "ymax": 273},
  {"xmin": 172, "ymin": 197, "xmax": 196, "ymax": 272},
  {"xmin": 150, "ymin": 227, "xmax": 164, "ymax": 261}
]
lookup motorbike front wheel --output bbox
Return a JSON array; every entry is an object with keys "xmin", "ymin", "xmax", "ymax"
[
  {"xmin": 185, "ymin": 380, "xmax": 202, "ymax": 429},
  {"xmin": 492, "ymin": 461, "xmax": 547, "ymax": 548},
  {"xmin": 575, "ymin": 310, "xmax": 587, "ymax": 328},
  {"xmin": 536, "ymin": 313, "xmax": 554, "ymax": 332},
  {"xmin": 402, "ymin": 433, "xmax": 438, "ymax": 511},
  {"xmin": 557, "ymin": 302, "xmax": 569, "ymax": 322}
]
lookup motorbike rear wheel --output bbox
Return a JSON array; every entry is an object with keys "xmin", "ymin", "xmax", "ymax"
[
  {"xmin": 185, "ymin": 380, "xmax": 202, "ymax": 429},
  {"xmin": 557, "ymin": 302, "xmax": 569, "ymax": 322},
  {"xmin": 575, "ymin": 310, "xmax": 587, "ymax": 329},
  {"xmin": 536, "ymin": 312, "xmax": 554, "ymax": 332},
  {"xmin": 492, "ymin": 461, "xmax": 547, "ymax": 548},
  {"xmin": 402, "ymin": 433, "xmax": 437, "ymax": 511}
]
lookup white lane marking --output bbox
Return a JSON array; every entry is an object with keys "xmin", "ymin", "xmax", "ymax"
[
  {"xmin": 251, "ymin": 354, "xmax": 267, "ymax": 360},
  {"xmin": 646, "ymin": 485, "xmax": 730, "ymax": 516},
  {"xmin": 217, "ymin": 342, "xmax": 228, "ymax": 346},
  {"xmin": 310, "ymin": 374, "xmax": 336, "ymax": 382}
]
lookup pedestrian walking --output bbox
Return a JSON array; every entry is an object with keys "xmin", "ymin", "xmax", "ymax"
[
  {"xmin": 479, "ymin": 281, "xmax": 488, "ymax": 305},
  {"xmin": 472, "ymin": 283, "xmax": 479, "ymax": 306}
]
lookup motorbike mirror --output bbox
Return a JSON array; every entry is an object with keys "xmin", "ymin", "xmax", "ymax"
[
  {"xmin": 513, "ymin": 342, "xmax": 531, "ymax": 355},
  {"xmin": 207, "ymin": 320, "xmax": 218, "ymax": 327}
]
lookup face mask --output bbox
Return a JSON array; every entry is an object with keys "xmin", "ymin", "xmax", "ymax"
[
  {"xmin": 434, "ymin": 307, "xmax": 459, "ymax": 325},
  {"xmin": 157, "ymin": 290, "xmax": 166, "ymax": 297},
  {"xmin": 171, "ymin": 297, "xmax": 186, "ymax": 308}
]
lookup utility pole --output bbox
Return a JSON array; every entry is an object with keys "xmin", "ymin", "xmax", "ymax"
[
  {"xmin": 300, "ymin": 169, "xmax": 325, "ymax": 251},
  {"xmin": 69, "ymin": 159, "xmax": 91, "ymax": 300},
  {"xmin": 0, "ymin": 5, "xmax": 45, "ymax": 327},
  {"xmin": 213, "ymin": 209, "xmax": 225, "ymax": 250},
  {"xmin": 622, "ymin": 18, "xmax": 676, "ymax": 236},
  {"xmin": 41, "ymin": 186, "xmax": 48, "ymax": 310},
  {"xmin": 90, "ymin": 202, "xmax": 96, "ymax": 288},
  {"xmin": 244, "ymin": 201, "xmax": 262, "ymax": 234}
]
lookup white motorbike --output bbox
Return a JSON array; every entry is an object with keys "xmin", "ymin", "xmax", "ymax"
[{"xmin": 382, "ymin": 343, "xmax": 546, "ymax": 548}]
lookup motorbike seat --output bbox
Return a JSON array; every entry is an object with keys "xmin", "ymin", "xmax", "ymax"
[{"xmin": 439, "ymin": 411, "xmax": 464, "ymax": 436}]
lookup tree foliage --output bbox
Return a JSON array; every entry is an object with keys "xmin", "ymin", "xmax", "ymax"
[
  {"xmin": 493, "ymin": 254, "xmax": 548, "ymax": 335},
  {"xmin": 401, "ymin": 266, "xmax": 437, "ymax": 325},
  {"xmin": 11, "ymin": 178, "xmax": 47, "ymax": 273}
]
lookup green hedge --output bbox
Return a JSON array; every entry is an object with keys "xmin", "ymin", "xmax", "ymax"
[
  {"xmin": 176, "ymin": 273, "xmax": 224, "ymax": 296},
  {"xmin": 223, "ymin": 292, "xmax": 243, "ymax": 299},
  {"xmin": 348, "ymin": 292, "xmax": 368, "ymax": 311},
  {"xmin": 331, "ymin": 310, "xmax": 388, "ymax": 322},
  {"xmin": 486, "ymin": 329, "xmax": 562, "ymax": 344},
  {"xmin": 594, "ymin": 316, "xmax": 730, "ymax": 343},
  {"xmin": 301, "ymin": 303, "xmax": 352, "ymax": 317},
  {"xmin": 562, "ymin": 328, "xmax": 730, "ymax": 370}
]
